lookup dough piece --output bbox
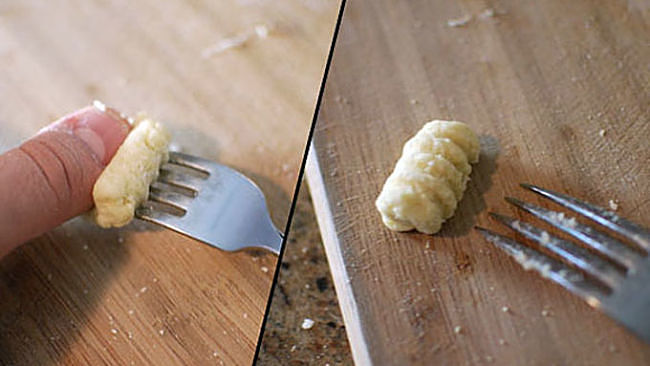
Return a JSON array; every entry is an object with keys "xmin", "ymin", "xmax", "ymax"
[
  {"xmin": 420, "ymin": 121, "xmax": 480, "ymax": 163},
  {"xmin": 395, "ymin": 153, "xmax": 467, "ymax": 200},
  {"xmin": 403, "ymin": 135, "xmax": 471, "ymax": 176},
  {"xmin": 376, "ymin": 120, "xmax": 479, "ymax": 234},
  {"xmin": 377, "ymin": 176, "xmax": 445, "ymax": 234},
  {"xmin": 91, "ymin": 115, "xmax": 171, "ymax": 228}
]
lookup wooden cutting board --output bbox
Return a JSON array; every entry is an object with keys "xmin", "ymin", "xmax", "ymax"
[
  {"xmin": 0, "ymin": 1, "xmax": 339, "ymax": 365},
  {"xmin": 306, "ymin": 0, "xmax": 650, "ymax": 365}
]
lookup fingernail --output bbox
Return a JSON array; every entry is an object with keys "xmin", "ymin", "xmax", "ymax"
[
  {"xmin": 93, "ymin": 100, "xmax": 135, "ymax": 126},
  {"xmin": 49, "ymin": 104, "xmax": 131, "ymax": 165}
]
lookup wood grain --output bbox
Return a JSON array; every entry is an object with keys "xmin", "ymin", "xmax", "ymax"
[
  {"xmin": 0, "ymin": 1, "xmax": 339, "ymax": 365},
  {"xmin": 307, "ymin": 0, "xmax": 650, "ymax": 365}
]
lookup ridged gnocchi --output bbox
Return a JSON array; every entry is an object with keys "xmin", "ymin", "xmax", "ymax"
[
  {"xmin": 91, "ymin": 115, "xmax": 171, "ymax": 228},
  {"xmin": 375, "ymin": 120, "xmax": 479, "ymax": 234}
]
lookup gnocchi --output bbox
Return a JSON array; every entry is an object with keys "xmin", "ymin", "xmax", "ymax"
[
  {"xmin": 91, "ymin": 115, "xmax": 171, "ymax": 228},
  {"xmin": 375, "ymin": 120, "xmax": 479, "ymax": 234}
]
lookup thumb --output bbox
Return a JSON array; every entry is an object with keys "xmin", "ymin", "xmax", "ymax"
[{"xmin": 0, "ymin": 105, "xmax": 130, "ymax": 258}]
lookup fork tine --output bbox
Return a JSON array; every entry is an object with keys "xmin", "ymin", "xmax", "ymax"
[
  {"xmin": 489, "ymin": 213, "xmax": 624, "ymax": 289},
  {"xmin": 158, "ymin": 169, "xmax": 206, "ymax": 191},
  {"xmin": 505, "ymin": 197, "xmax": 641, "ymax": 271},
  {"xmin": 135, "ymin": 205, "xmax": 184, "ymax": 225},
  {"xmin": 168, "ymin": 151, "xmax": 211, "ymax": 174},
  {"xmin": 476, "ymin": 226, "xmax": 606, "ymax": 306},
  {"xmin": 521, "ymin": 184, "xmax": 650, "ymax": 251},
  {"xmin": 148, "ymin": 188, "xmax": 192, "ymax": 211}
]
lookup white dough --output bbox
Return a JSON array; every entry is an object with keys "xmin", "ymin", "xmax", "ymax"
[
  {"xmin": 420, "ymin": 121, "xmax": 480, "ymax": 163},
  {"xmin": 403, "ymin": 135, "xmax": 472, "ymax": 176},
  {"xmin": 395, "ymin": 153, "xmax": 467, "ymax": 200},
  {"xmin": 91, "ymin": 115, "xmax": 171, "ymax": 228},
  {"xmin": 376, "ymin": 120, "xmax": 479, "ymax": 234}
]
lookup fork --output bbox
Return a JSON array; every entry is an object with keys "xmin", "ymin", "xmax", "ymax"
[
  {"xmin": 476, "ymin": 183, "xmax": 650, "ymax": 343},
  {"xmin": 134, "ymin": 151, "xmax": 283, "ymax": 255}
]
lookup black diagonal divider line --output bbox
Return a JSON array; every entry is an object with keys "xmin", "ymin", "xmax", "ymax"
[{"xmin": 252, "ymin": 0, "xmax": 348, "ymax": 364}]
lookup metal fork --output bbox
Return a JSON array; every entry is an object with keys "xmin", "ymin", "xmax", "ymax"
[
  {"xmin": 476, "ymin": 183, "xmax": 650, "ymax": 343},
  {"xmin": 134, "ymin": 152, "xmax": 283, "ymax": 255}
]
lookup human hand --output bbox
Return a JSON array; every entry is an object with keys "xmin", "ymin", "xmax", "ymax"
[{"xmin": 0, "ymin": 106, "xmax": 130, "ymax": 258}]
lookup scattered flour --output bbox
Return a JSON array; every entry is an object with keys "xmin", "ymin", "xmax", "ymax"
[{"xmin": 301, "ymin": 318, "xmax": 315, "ymax": 330}]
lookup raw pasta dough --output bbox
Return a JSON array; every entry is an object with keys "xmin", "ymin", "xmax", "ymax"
[
  {"xmin": 91, "ymin": 115, "xmax": 171, "ymax": 228},
  {"xmin": 375, "ymin": 120, "xmax": 479, "ymax": 234}
]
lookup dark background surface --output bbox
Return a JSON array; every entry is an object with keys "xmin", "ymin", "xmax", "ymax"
[{"xmin": 257, "ymin": 183, "xmax": 353, "ymax": 365}]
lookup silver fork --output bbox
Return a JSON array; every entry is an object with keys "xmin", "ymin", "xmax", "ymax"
[
  {"xmin": 476, "ymin": 183, "xmax": 650, "ymax": 343},
  {"xmin": 134, "ymin": 152, "xmax": 283, "ymax": 255}
]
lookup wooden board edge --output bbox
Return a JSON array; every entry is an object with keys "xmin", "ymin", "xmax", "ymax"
[{"xmin": 305, "ymin": 144, "xmax": 373, "ymax": 366}]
